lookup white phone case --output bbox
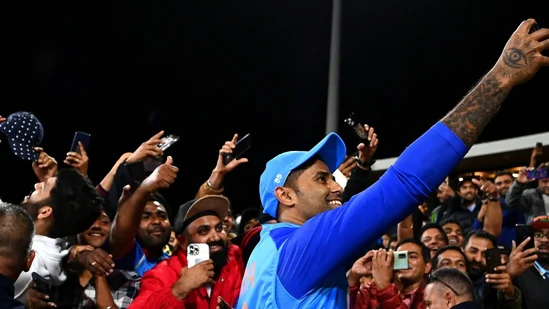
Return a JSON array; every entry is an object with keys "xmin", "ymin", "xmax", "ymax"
[{"xmin": 187, "ymin": 243, "xmax": 210, "ymax": 268}]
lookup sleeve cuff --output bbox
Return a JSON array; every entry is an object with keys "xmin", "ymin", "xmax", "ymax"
[
  {"xmin": 376, "ymin": 283, "xmax": 400, "ymax": 302},
  {"xmin": 497, "ymin": 287, "xmax": 521, "ymax": 302},
  {"xmin": 195, "ymin": 181, "xmax": 224, "ymax": 199}
]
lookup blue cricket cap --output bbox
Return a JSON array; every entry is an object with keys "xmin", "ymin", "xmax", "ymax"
[{"xmin": 259, "ymin": 132, "xmax": 347, "ymax": 218}]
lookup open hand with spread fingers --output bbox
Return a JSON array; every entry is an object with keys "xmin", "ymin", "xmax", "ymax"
[{"xmin": 493, "ymin": 19, "xmax": 549, "ymax": 87}]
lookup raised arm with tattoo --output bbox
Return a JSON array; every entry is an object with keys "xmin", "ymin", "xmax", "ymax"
[{"xmin": 442, "ymin": 19, "xmax": 549, "ymax": 148}]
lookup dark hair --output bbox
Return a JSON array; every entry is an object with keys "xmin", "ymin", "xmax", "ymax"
[
  {"xmin": 427, "ymin": 268, "xmax": 475, "ymax": 300},
  {"xmin": 396, "ymin": 238, "xmax": 431, "ymax": 263},
  {"xmin": 238, "ymin": 208, "xmax": 261, "ymax": 235},
  {"xmin": 0, "ymin": 202, "xmax": 34, "ymax": 259},
  {"xmin": 48, "ymin": 168, "xmax": 103, "ymax": 238},
  {"xmin": 420, "ymin": 223, "xmax": 449, "ymax": 245},
  {"xmin": 284, "ymin": 155, "xmax": 321, "ymax": 192},
  {"xmin": 494, "ymin": 171, "xmax": 514, "ymax": 180},
  {"xmin": 463, "ymin": 230, "xmax": 497, "ymax": 249},
  {"xmin": 388, "ymin": 235, "xmax": 398, "ymax": 246},
  {"xmin": 440, "ymin": 219, "xmax": 462, "ymax": 229},
  {"xmin": 151, "ymin": 193, "xmax": 170, "ymax": 215},
  {"xmin": 432, "ymin": 246, "xmax": 468, "ymax": 270}
]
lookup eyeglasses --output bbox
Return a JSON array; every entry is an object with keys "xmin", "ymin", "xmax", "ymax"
[
  {"xmin": 533, "ymin": 232, "xmax": 549, "ymax": 240},
  {"xmin": 428, "ymin": 274, "xmax": 460, "ymax": 296}
]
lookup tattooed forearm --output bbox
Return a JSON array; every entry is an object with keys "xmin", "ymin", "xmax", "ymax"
[{"xmin": 441, "ymin": 73, "xmax": 510, "ymax": 148}]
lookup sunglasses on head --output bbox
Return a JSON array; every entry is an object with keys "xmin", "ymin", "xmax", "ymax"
[{"xmin": 428, "ymin": 274, "xmax": 460, "ymax": 296}]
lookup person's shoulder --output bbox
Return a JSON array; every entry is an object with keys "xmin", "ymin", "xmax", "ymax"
[
  {"xmin": 0, "ymin": 296, "xmax": 26, "ymax": 309},
  {"xmin": 141, "ymin": 254, "xmax": 181, "ymax": 285}
]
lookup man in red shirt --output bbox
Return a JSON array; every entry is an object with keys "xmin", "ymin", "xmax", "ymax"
[{"xmin": 129, "ymin": 195, "xmax": 244, "ymax": 309}]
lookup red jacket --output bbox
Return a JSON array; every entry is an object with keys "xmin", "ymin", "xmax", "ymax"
[
  {"xmin": 129, "ymin": 244, "xmax": 244, "ymax": 309},
  {"xmin": 350, "ymin": 282, "xmax": 426, "ymax": 309}
]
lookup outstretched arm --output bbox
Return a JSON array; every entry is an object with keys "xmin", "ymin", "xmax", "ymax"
[
  {"xmin": 442, "ymin": 18, "xmax": 549, "ymax": 147},
  {"xmin": 276, "ymin": 19, "xmax": 549, "ymax": 299}
]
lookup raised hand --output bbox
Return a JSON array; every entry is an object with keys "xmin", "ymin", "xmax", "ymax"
[
  {"xmin": 140, "ymin": 156, "xmax": 178, "ymax": 194},
  {"xmin": 472, "ymin": 177, "xmax": 498, "ymax": 199},
  {"xmin": 371, "ymin": 249, "xmax": 393, "ymax": 290},
  {"xmin": 32, "ymin": 148, "xmax": 58, "ymax": 182},
  {"xmin": 64, "ymin": 141, "xmax": 89, "ymax": 176},
  {"xmin": 337, "ymin": 156, "xmax": 355, "ymax": 178},
  {"xmin": 216, "ymin": 134, "xmax": 249, "ymax": 174},
  {"xmin": 493, "ymin": 19, "xmax": 549, "ymax": 88},
  {"xmin": 506, "ymin": 237, "xmax": 539, "ymax": 279},
  {"xmin": 486, "ymin": 265, "xmax": 515, "ymax": 297},
  {"xmin": 516, "ymin": 167, "xmax": 537, "ymax": 184},
  {"xmin": 126, "ymin": 131, "xmax": 164, "ymax": 164},
  {"xmin": 207, "ymin": 134, "xmax": 249, "ymax": 189},
  {"xmin": 356, "ymin": 124, "xmax": 378, "ymax": 165}
]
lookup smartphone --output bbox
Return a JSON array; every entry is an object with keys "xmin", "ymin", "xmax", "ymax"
[
  {"xmin": 526, "ymin": 167, "xmax": 549, "ymax": 180},
  {"xmin": 31, "ymin": 272, "xmax": 51, "ymax": 295},
  {"xmin": 484, "ymin": 248, "xmax": 502, "ymax": 274},
  {"xmin": 343, "ymin": 112, "xmax": 370, "ymax": 145},
  {"xmin": 515, "ymin": 224, "xmax": 535, "ymax": 251},
  {"xmin": 70, "ymin": 131, "xmax": 91, "ymax": 154},
  {"xmin": 158, "ymin": 134, "xmax": 179, "ymax": 152},
  {"xmin": 218, "ymin": 297, "xmax": 232, "ymax": 309},
  {"xmin": 392, "ymin": 251, "xmax": 409, "ymax": 270},
  {"xmin": 187, "ymin": 243, "xmax": 210, "ymax": 268},
  {"xmin": 222, "ymin": 134, "xmax": 251, "ymax": 166}
]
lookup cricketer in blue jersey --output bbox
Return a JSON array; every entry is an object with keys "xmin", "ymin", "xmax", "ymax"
[{"xmin": 235, "ymin": 18, "xmax": 549, "ymax": 309}]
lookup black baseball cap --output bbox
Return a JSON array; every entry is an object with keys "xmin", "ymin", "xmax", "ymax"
[{"xmin": 174, "ymin": 195, "xmax": 230, "ymax": 235}]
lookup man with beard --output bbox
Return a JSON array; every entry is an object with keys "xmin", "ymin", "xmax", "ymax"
[
  {"xmin": 507, "ymin": 215, "xmax": 549, "ymax": 309},
  {"xmin": 506, "ymin": 165, "xmax": 549, "ymax": 223},
  {"xmin": 472, "ymin": 171, "xmax": 525, "ymax": 247},
  {"xmin": 441, "ymin": 178, "xmax": 483, "ymax": 234},
  {"xmin": 107, "ymin": 157, "xmax": 176, "ymax": 276},
  {"xmin": 129, "ymin": 195, "xmax": 244, "ymax": 309},
  {"xmin": 15, "ymin": 168, "xmax": 103, "ymax": 305},
  {"xmin": 462, "ymin": 230, "xmax": 521, "ymax": 308}
]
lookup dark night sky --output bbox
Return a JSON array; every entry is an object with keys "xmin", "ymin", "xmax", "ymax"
[{"xmin": 2, "ymin": 0, "xmax": 548, "ymax": 216}]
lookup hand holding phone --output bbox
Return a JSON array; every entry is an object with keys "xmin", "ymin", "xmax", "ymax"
[
  {"xmin": 217, "ymin": 296, "xmax": 233, "ymax": 309},
  {"xmin": 31, "ymin": 272, "xmax": 51, "ymax": 295},
  {"xmin": 515, "ymin": 224, "xmax": 535, "ymax": 251},
  {"xmin": 158, "ymin": 134, "xmax": 179, "ymax": 152},
  {"xmin": 392, "ymin": 251, "xmax": 409, "ymax": 270},
  {"xmin": 70, "ymin": 131, "xmax": 91, "ymax": 154},
  {"xmin": 222, "ymin": 133, "xmax": 251, "ymax": 166},
  {"xmin": 343, "ymin": 112, "xmax": 370, "ymax": 145},
  {"xmin": 484, "ymin": 248, "xmax": 502, "ymax": 274},
  {"xmin": 29, "ymin": 274, "xmax": 56, "ymax": 309},
  {"xmin": 187, "ymin": 243, "xmax": 210, "ymax": 268}
]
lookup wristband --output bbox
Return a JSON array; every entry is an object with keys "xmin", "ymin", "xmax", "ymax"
[{"xmin": 356, "ymin": 158, "xmax": 376, "ymax": 168}]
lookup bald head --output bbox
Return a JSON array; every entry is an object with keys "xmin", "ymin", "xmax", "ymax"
[{"xmin": 0, "ymin": 202, "xmax": 34, "ymax": 260}]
